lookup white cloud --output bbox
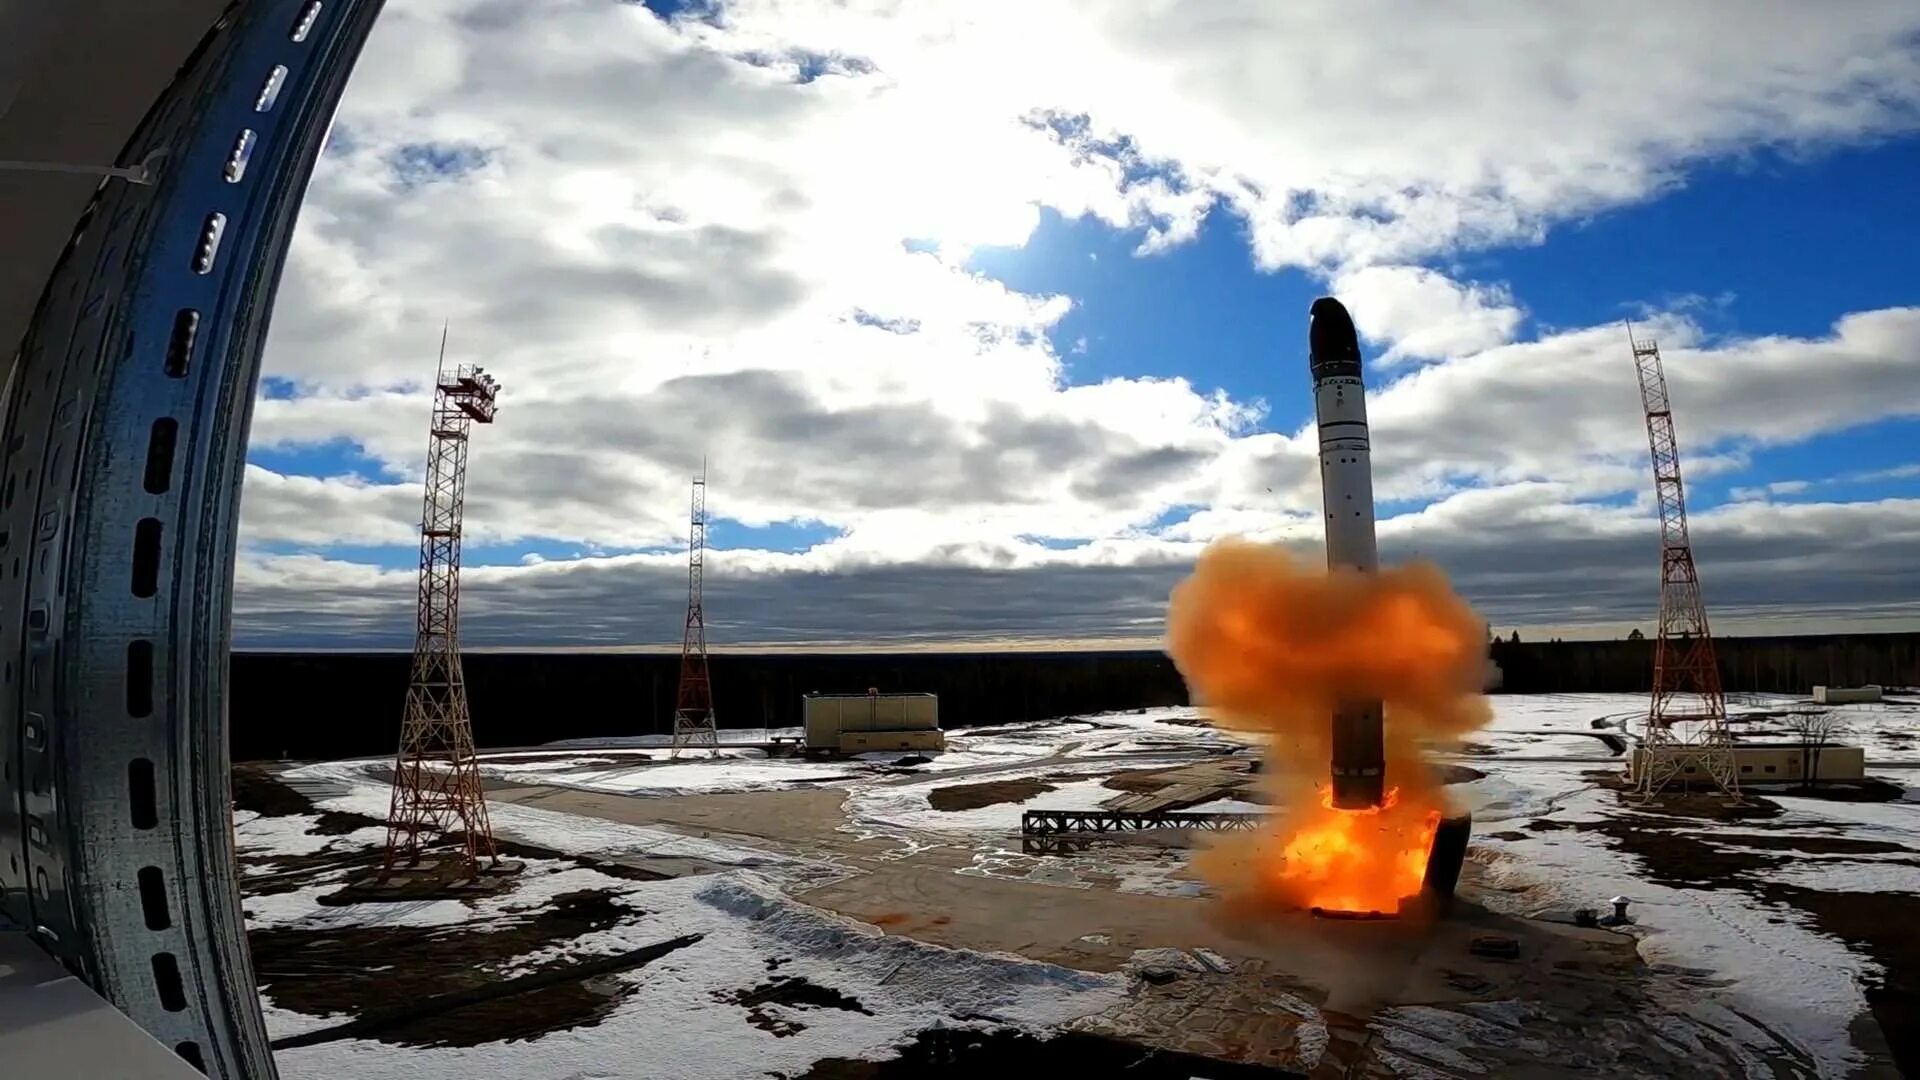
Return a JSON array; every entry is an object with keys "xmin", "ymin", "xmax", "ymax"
[
  {"xmin": 1731, "ymin": 479, "xmax": 1813, "ymax": 501},
  {"xmin": 702, "ymin": 0, "xmax": 1920, "ymax": 270},
  {"xmin": 1843, "ymin": 463, "xmax": 1920, "ymax": 483},
  {"xmin": 233, "ymin": 0, "xmax": 1920, "ymax": 644},
  {"xmin": 1331, "ymin": 265, "xmax": 1523, "ymax": 364},
  {"xmin": 230, "ymin": 494, "xmax": 1920, "ymax": 646},
  {"xmin": 1361, "ymin": 309, "xmax": 1920, "ymax": 502},
  {"xmin": 237, "ymin": 466, "xmax": 420, "ymax": 547}
]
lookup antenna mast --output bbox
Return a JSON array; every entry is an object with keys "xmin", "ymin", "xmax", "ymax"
[
  {"xmin": 383, "ymin": 328, "xmax": 508, "ymax": 874},
  {"xmin": 1628, "ymin": 327, "xmax": 1738, "ymax": 800},
  {"xmin": 672, "ymin": 462, "xmax": 720, "ymax": 758}
]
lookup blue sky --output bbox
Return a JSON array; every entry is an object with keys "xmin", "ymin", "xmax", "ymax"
[
  {"xmin": 968, "ymin": 209, "xmax": 1311, "ymax": 409},
  {"xmin": 241, "ymin": 1, "xmax": 1920, "ymax": 644},
  {"xmin": 966, "ymin": 140, "xmax": 1920, "ymax": 518},
  {"xmin": 250, "ymin": 135, "xmax": 1920, "ymax": 562},
  {"xmin": 1470, "ymin": 139, "xmax": 1920, "ymax": 339}
]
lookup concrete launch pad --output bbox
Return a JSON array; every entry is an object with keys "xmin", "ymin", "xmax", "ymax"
[
  {"xmin": 466, "ymin": 782, "xmax": 1775, "ymax": 1076},
  {"xmin": 329, "ymin": 857, "xmax": 527, "ymax": 904},
  {"xmin": 468, "ymin": 786, "xmax": 1717, "ymax": 1074}
]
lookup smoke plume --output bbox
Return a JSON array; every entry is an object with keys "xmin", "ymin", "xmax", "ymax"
[{"xmin": 1166, "ymin": 539, "xmax": 1492, "ymax": 915}]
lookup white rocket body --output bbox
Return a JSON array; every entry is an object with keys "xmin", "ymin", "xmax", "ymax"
[
  {"xmin": 1309, "ymin": 298, "xmax": 1386, "ymax": 809},
  {"xmin": 1314, "ymin": 365, "xmax": 1379, "ymax": 574}
]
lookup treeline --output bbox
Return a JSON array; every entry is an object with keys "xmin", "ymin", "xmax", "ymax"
[
  {"xmin": 229, "ymin": 649, "xmax": 1189, "ymax": 761},
  {"xmin": 230, "ymin": 632, "xmax": 1920, "ymax": 762},
  {"xmin": 1486, "ymin": 632, "xmax": 1920, "ymax": 694}
]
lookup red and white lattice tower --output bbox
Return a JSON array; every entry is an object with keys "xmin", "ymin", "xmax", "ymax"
[
  {"xmin": 671, "ymin": 464, "xmax": 719, "ymax": 758},
  {"xmin": 1629, "ymin": 328, "xmax": 1739, "ymax": 800},
  {"xmin": 383, "ymin": 329, "xmax": 506, "ymax": 873}
]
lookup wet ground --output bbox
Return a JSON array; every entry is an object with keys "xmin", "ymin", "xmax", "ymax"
[
  {"xmin": 792, "ymin": 1029, "xmax": 1296, "ymax": 1078},
  {"xmin": 1524, "ymin": 782, "xmax": 1920, "ymax": 1075},
  {"xmin": 722, "ymin": 974, "xmax": 873, "ymax": 1038},
  {"xmin": 237, "ymin": 764, "xmax": 698, "ymax": 1049},
  {"xmin": 927, "ymin": 777, "xmax": 1057, "ymax": 811},
  {"xmin": 481, "ymin": 776, "xmax": 1831, "ymax": 1076}
]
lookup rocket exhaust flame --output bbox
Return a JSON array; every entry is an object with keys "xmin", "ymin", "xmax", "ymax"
[
  {"xmin": 1168, "ymin": 543, "xmax": 1490, "ymax": 916},
  {"xmin": 1166, "ymin": 297, "xmax": 1489, "ymax": 917}
]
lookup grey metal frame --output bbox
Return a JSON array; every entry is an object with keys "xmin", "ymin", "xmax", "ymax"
[
  {"xmin": 1019, "ymin": 809, "xmax": 1263, "ymax": 834},
  {"xmin": 0, "ymin": 0, "xmax": 383, "ymax": 1075}
]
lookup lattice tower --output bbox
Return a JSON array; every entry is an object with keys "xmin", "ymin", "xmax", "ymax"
[
  {"xmin": 383, "ymin": 329, "xmax": 505, "ymax": 872},
  {"xmin": 1629, "ymin": 329, "xmax": 1739, "ymax": 800},
  {"xmin": 672, "ymin": 464, "xmax": 719, "ymax": 758}
]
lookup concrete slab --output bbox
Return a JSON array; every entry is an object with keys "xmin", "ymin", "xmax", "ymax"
[
  {"xmin": 0, "ymin": 930, "xmax": 203, "ymax": 1079},
  {"xmin": 479, "ymin": 778, "xmax": 1830, "ymax": 1075},
  {"xmin": 329, "ymin": 858, "xmax": 527, "ymax": 903}
]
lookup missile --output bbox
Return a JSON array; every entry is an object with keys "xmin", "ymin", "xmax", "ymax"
[{"xmin": 1309, "ymin": 297, "xmax": 1386, "ymax": 810}]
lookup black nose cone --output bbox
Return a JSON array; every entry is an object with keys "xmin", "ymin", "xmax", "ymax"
[{"xmin": 1309, "ymin": 297, "xmax": 1363, "ymax": 380}]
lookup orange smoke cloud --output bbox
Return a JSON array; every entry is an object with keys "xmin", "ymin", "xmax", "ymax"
[{"xmin": 1167, "ymin": 540, "xmax": 1492, "ymax": 915}]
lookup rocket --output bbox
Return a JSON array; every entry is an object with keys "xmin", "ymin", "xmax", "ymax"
[{"xmin": 1308, "ymin": 297, "xmax": 1387, "ymax": 810}]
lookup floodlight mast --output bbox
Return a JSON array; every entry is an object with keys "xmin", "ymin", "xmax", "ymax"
[{"xmin": 382, "ymin": 331, "xmax": 504, "ymax": 875}]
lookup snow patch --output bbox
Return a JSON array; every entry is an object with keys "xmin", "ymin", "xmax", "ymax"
[
  {"xmin": 846, "ymin": 777, "xmax": 1120, "ymax": 833},
  {"xmin": 697, "ymin": 872, "xmax": 1125, "ymax": 1026}
]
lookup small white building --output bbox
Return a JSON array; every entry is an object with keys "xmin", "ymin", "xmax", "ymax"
[
  {"xmin": 803, "ymin": 691, "xmax": 943, "ymax": 756},
  {"xmin": 1813, "ymin": 686, "xmax": 1883, "ymax": 705},
  {"xmin": 1626, "ymin": 743, "xmax": 1866, "ymax": 785}
]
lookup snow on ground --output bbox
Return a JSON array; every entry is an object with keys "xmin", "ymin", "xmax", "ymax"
[
  {"xmin": 249, "ymin": 761, "xmax": 1135, "ymax": 1076},
  {"xmin": 855, "ymin": 742, "xmax": 1055, "ymax": 771},
  {"xmin": 1482, "ymin": 690, "xmax": 1920, "ymax": 768},
  {"xmin": 258, "ymin": 998, "xmax": 351, "ymax": 1041},
  {"xmin": 1467, "ymin": 692, "xmax": 1641, "ymax": 755},
  {"xmin": 1455, "ymin": 696, "xmax": 1920, "ymax": 1075},
  {"xmin": 846, "ymin": 778, "xmax": 1125, "ymax": 833},
  {"xmin": 544, "ymin": 727, "xmax": 804, "ymax": 748},
  {"xmin": 1470, "ymin": 790, "xmax": 1881, "ymax": 1074},
  {"xmin": 470, "ymin": 734, "xmax": 1053, "ymax": 795},
  {"xmin": 1450, "ymin": 761, "xmax": 1595, "ymax": 824},
  {"xmin": 446, "ymin": 708, "xmax": 1234, "ymax": 799},
  {"xmin": 480, "ymin": 755, "xmax": 859, "ymax": 797},
  {"xmin": 280, "ymin": 760, "xmax": 816, "ymax": 875},
  {"xmin": 1768, "ymin": 860, "xmax": 1920, "ymax": 893},
  {"xmin": 470, "ymin": 748, "xmax": 658, "ymax": 770},
  {"xmin": 1732, "ymin": 697, "xmax": 1920, "ymax": 765},
  {"xmin": 262, "ymin": 862, "xmax": 1124, "ymax": 1080},
  {"xmin": 234, "ymin": 810, "xmax": 383, "ymax": 862},
  {"xmin": 1186, "ymin": 797, "xmax": 1267, "ymax": 814},
  {"xmin": 251, "ymin": 857, "xmax": 594, "ymax": 935},
  {"xmin": 518, "ymin": 707, "xmax": 1235, "ymax": 791},
  {"xmin": 256, "ymin": 695, "xmax": 1918, "ymax": 1077}
]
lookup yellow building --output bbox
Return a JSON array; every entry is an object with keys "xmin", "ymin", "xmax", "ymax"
[
  {"xmin": 1626, "ymin": 743, "xmax": 1865, "ymax": 785},
  {"xmin": 1813, "ymin": 686, "xmax": 1882, "ymax": 705},
  {"xmin": 803, "ymin": 691, "xmax": 944, "ymax": 756}
]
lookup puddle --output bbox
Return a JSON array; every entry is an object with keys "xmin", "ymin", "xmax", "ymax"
[
  {"xmin": 720, "ymin": 976, "xmax": 873, "ymax": 1038},
  {"xmin": 251, "ymin": 887, "xmax": 643, "ymax": 1047},
  {"xmin": 797, "ymin": 1028, "xmax": 1295, "ymax": 1078}
]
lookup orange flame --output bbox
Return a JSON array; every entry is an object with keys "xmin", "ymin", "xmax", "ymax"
[
  {"xmin": 1265, "ymin": 789, "xmax": 1443, "ymax": 914},
  {"xmin": 1168, "ymin": 540, "xmax": 1491, "ymax": 916}
]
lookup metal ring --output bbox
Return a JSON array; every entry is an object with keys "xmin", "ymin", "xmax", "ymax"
[{"xmin": 1, "ymin": 0, "xmax": 384, "ymax": 1074}]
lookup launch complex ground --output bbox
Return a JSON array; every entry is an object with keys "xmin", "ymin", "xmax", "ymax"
[{"xmin": 233, "ymin": 694, "xmax": 1919, "ymax": 1079}]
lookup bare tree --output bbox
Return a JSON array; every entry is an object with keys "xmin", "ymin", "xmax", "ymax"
[{"xmin": 1782, "ymin": 711, "xmax": 1846, "ymax": 789}]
